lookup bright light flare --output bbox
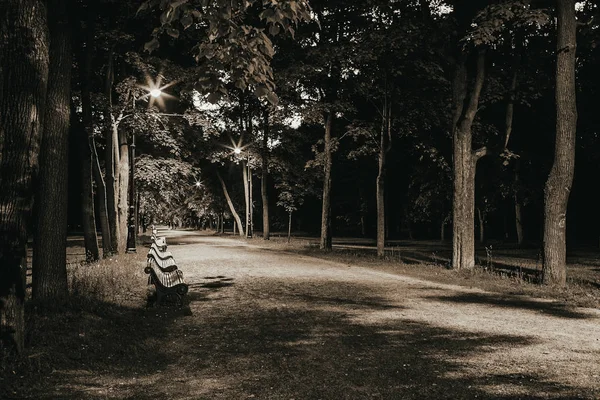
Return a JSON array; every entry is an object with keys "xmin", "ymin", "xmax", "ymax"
[
  {"xmin": 140, "ymin": 73, "xmax": 179, "ymax": 109},
  {"xmin": 234, "ymin": 147, "xmax": 242, "ymax": 155}
]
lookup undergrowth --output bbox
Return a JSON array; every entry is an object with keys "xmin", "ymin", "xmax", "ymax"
[{"xmin": 1, "ymin": 253, "xmax": 149, "ymax": 397}]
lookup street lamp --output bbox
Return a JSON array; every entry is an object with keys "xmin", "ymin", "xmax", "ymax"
[{"xmin": 126, "ymin": 85, "xmax": 165, "ymax": 253}]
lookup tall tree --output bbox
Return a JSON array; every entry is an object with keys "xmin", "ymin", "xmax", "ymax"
[
  {"xmin": 0, "ymin": 0, "xmax": 49, "ymax": 352},
  {"xmin": 542, "ymin": 0, "xmax": 577, "ymax": 285},
  {"xmin": 261, "ymin": 108, "xmax": 271, "ymax": 240},
  {"xmin": 32, "ymin": 0, "xmax": 71, "ymax": 300}
]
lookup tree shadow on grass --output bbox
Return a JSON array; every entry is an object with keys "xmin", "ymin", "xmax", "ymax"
[
  {"xmin": 8, "ymin": 279, "xmax": 597, "ymax": 399},
  {"xmin": 426, "ymin": 292, "xmax": 596, "ymax": 320}
]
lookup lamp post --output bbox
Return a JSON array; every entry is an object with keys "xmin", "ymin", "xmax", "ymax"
[{"xmin": 126, "ymin": 87, "xmax": 162, "ymax": 253}]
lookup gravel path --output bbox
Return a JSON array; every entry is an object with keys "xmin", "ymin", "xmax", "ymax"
[
  {"xmin": 131, "ymin": 230, "xmax": 598, "ymax": 400},
  {"xmin": 50, "ymin": 229, "xmax": 600, "ymax": 399}
]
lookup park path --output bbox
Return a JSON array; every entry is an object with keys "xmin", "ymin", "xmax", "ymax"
[{"xmin": 63, "ymin": 229, "xmax": 600, "ymax": 399}]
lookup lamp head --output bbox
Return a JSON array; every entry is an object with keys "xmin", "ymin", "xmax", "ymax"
[
  {"xmin": 234, "ymin": 147, "xmax": 242, "ymax": 155},
  {"xmin": 150, "ymin": 89, "xmax": 162, "ymax": 98}
]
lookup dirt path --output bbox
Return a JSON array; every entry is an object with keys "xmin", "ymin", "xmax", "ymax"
[{"xmin": 48, "ymin": 230, "xmax": 600, "ymax": 399}]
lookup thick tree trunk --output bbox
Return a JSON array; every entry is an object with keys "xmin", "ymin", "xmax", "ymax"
[
  {"xmin": 217, "ymin": 171, "xmax": 244, "ymax": 237},
  {"xmin": 320, "ymin": 111, "xmax": 334, "ymax": 250},
  {"xmin": 79, "ymin": 7, "xmax": 111, "ymax": 257},
  {"xmin": 104, "ymin": 50, "xmax": 119, "ymax": 254},
  {"xmin": 452, "ymin": 51, "xmax": 486, "ymax": 270},
  {"xmin": 542, "ymin": 0, "xmax": 577, "ymax": 286},
  {"xmin": 32, "ymin": 0, "xmax": 71, "ymax": 301},
  {"xmin": 80, "ymin": 125, "xmax": 99, "ymax": 262},
  {"xmin": 261, "ymin": 109, "xmax": 270, "ymax": 240},
  {"xmin": 0, "ymin": 0, "xmax": 49, "ymax": 353},
  {"xmin": 117, "ymin": 130, "xmax": 129, "ymax": 253}
]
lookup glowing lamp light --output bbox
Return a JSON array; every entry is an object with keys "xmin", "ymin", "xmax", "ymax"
[
  {"xmin": 234, "ymin": 147, "xmax": 242, "ymax": 155},
  {"xmin": 150, "ymin": 89, "xmax": 162, "ymax": 98}
]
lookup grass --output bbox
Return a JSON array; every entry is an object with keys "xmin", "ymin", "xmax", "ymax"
[{"xmin": 1, "ymin": 252, "xmax": 150, "ymax": 398}]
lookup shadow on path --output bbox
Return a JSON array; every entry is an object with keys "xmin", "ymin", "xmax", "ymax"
[
  {"xmin": 426, "ymin": 292, "xmax": 596, "ymax": 320},
  {"xmin": 13, "ymin": 277, "xmax": 595, "ymax": 399}
]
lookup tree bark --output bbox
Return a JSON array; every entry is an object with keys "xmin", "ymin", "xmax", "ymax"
[
  {"xmin": 452, "ymin": 51, "xmax": 486, "ymax": 270},
  {"xmin": 261, "ymin": 109, "xmax": 270, "ymax": 240},
  {"xmin": 477, "ymin": 207, "xmax": 485, "ymax": 243},
  {"xmin": 514, "ymin": 160, "xmax": 524, "ymax": 245},
  {"xmin": 32, "ymin": 0, "xmax": 71, "ymax": 301},
  {"xmin": 0, "ymin": 0, "xmax": 49, "ymax": 353},
  {"xmin": 243, "ymin": 160, "xmax": 249, "ymax": 237},
  {"xmin": 320, "ymin": 111, "xmax": 334, "ymax": 250},
  {"xmin": 542, "ymin": 0, "xmax": 577, "ymax": 286},
  {"xmin": 117, "ymin": 129, "xmax": 129, "ymax": 253},
  {"xmin": 104, "ymin": 50, "xmax": 119, "ymax": 254},
  {"xmin": 376, "ymin": 97, "xmax": 392, "ymax": 257},
  {"xmin": 287, "ymin": 211, "xmax": 292, "ymax": 243},
  {"xmin": 217, "ymin": 171, "xmax": 244, "ymax": 237},
  {"xmin": 79, "ymin": 5, "xmax": 111, "ymax": 257}
]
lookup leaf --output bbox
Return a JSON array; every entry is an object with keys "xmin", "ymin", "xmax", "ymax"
[
  {"xmin": 181, "ymin": 14, "xmax": 193, "ymax": 29},
  {"xmin": 269, "ymin": 24, "xmax": 280, "ymax": 36},
  {"xmin": 137, "ymin": 2, "xmax": 149, "ymax": 14},
  {"xmin": 254, "ymin": 86, "xmax": 269, "ymax": 97},
  {"xmin": 167, "ymin": 28, "xmax": 180, "ymax": 38},
  {"xmin": 144, "ymin": 38, "xmax": 160, "ymax": 53},
  {"xmin": 266, "ymin": 91, "xmax": 279, "ymax": 105}
]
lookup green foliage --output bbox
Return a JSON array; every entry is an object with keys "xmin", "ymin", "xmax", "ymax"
[
  {"xmin": 139, "ymin": 0, "xmax": 312, "ymax": 104},
  {"xmin": 465, "ymin": 1, "xmax": 550, "ymax": 47}
]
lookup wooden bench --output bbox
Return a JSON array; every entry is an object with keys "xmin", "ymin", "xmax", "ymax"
[
  {"xmin": 152, "ymin": 235, "xmax": 167, "ymax": 251},
  {"xmin": 147, "ymin": 248, "xmax": 178, "ymax": 272},
  {"xmin": 144, "ymin": 231, "xmax": 188, "ymax": 306},
  {"xmin": 144, "ymin": 263, "xmax": 188, "ymax": 306},
  {"xmin": 149, "ymin": 242, "xmax": 173, "ymax": 259}
]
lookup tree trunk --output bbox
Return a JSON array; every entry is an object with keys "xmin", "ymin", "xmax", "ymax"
[
  {"xmin": 261, "ymin": 109, "xmax": 270, "ymax": 240},
  {"xmin": 243, "ymin": 160, "xmax": 249, "ymax": 237},
  {"xmin": 217, "ymin": 171, "xmax": 244, "ymax": 237},
  {"xmin": 320, "ymin": 111, "xmax": 334, "ymax": 250},
  {"xmin": 288, "ymin": 211, "xmax": 292, "ymax": 243},
  {"xmin": 32, "ymin": 0, "xmax": 71, "ymax": 301},
  {"xmin": 79, "ymin": 9, "xmax": 111, "ymax": 257},
  {"xmin": 104, "ymin": 50, "xmax": 119, "ymax": 254},
  {"xmin": 78, "ymin": 110, "xmax": 99, "ymax": 262},
  {"xmin": 117, "ymin": 129, "xmax": 129, "ymax": 253},
  {"xmin": 514, "ymin": 161, "xmax": 524, "ymax": 245},
  {"xmin": 249, "ymin": 162, "xmax": 253, "ymax": 237},
  {"xmin": 542, "ymin": 0, "xmax": 577, "ymax": 286},
  {"xmin": 440, "ymin": 219, "xmax": 446, "ymax": 242},
  {"xmin": 0, "ymin": 0, "xmax": 49, "ymax": 353},
  {"xmin": 477, "ymin": 208, "xmax": 485, "ymax": 243},
  {"xmin": 452, "ymin": 51, "xmax": 486, "ymax": 270},
  {"xmin": 376, "ymin": 97, "xmax": 392, "ymax": 257}
]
